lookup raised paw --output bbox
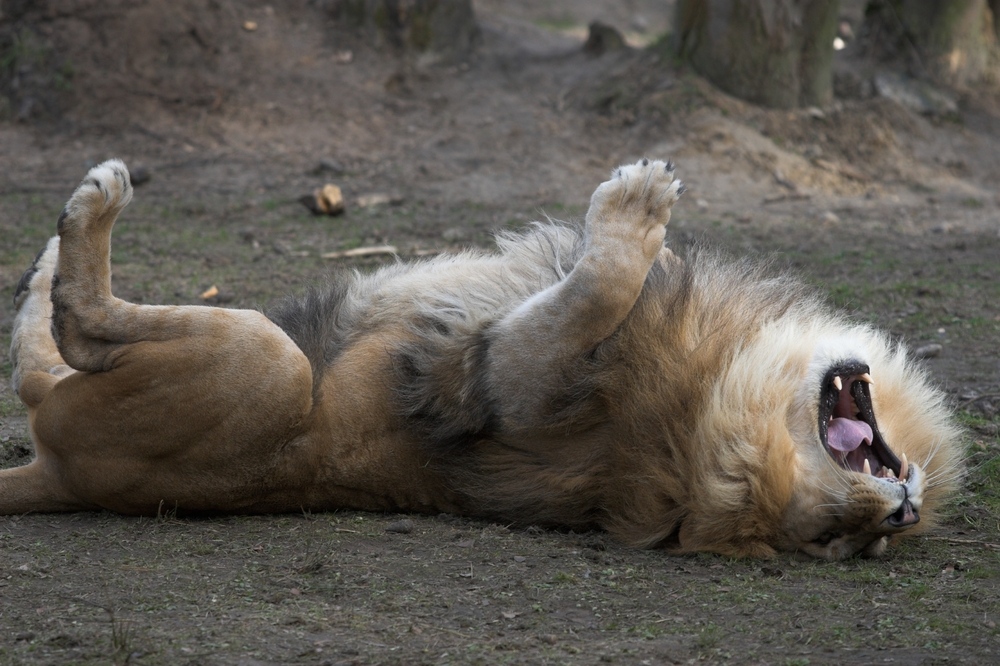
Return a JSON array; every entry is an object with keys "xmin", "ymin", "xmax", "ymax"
[
  {"xmin": 59, "ymin": 159, "xmax": 133, "ymax": 235},
  {"xmin": 585, "ymin": 158, "xmax": 684, "ymax": 261}
]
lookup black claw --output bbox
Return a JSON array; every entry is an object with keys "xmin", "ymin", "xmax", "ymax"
[
  {"xmin": 57, "ymin": 208, "xmax": 68, "ymax": 233},
  {"xmin": 642, "ymin": 158, "xmax": 649, "ymax": 166},
  {"xmin": 677, "ymin": 183, "xmax": 687, "ymax": 196},
  {"xmin": 665, "ymin": 160, "xmax": 675, "ymax": 172}
]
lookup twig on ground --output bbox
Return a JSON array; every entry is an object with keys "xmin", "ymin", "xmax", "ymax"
[{"xmin": 321, "ymin": 245, "xmax": 398, "ymax": 260}]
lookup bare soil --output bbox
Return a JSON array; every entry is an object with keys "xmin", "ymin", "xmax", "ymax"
[{"xmin": 1, "ymin": 1, "xmax": 999, "ymax": 664}]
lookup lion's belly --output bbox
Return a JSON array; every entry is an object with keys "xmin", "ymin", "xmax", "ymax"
[{"xmin": 298, "ymin": 332, "xmax": 465, "ymax": 515}]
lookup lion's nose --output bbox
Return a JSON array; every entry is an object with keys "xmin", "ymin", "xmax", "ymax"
[{"xmin": 887, "ymin": 498, "xmax": 919, "ymax": 528}]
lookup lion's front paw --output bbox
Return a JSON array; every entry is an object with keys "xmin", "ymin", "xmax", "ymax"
[
  {"xmin": 586, "ymin": 159, "xmax": 684, "ymax": 260},
  {"xmin": 60, "ymin": 159, "xmax": 133, "ymax": 234}
]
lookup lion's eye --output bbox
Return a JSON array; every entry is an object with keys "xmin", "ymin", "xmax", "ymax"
[{"xmin": 812, "ymin": 531, "xmax": 840, "ymax": 546}]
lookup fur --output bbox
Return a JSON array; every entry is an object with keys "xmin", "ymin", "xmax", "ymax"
[{"xmin": 2, "ymin": 159, "xmax": 963, "ymax": 559}]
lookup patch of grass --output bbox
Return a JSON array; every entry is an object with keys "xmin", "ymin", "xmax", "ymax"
[
  {"xmin": 0, "ymin": 391, "xmax": 23, "ymax": 419},
  {"xmin": 109, "ymin": 612, "xmax": 134, "ymax": 666},
  {"xmin": 968, "ymin": 453, "xmax": 1000, "ymax": 512},
  {"xmin": 551, "ymin": 571, "xmax": 577, "ymax": 585},
  {"xmin": 695, "ymin": 622, "xmax": 721, "ymax": 649}
]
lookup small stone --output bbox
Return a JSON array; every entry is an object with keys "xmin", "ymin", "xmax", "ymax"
[
  {"xmin": 356, "ymin": 193, "xmax": 403, "ymax": 208},
  {"xmin": 583, "ymin": 22, "xmax": 626, "ymax": 57},
  {"xmin": 301, "ymin": 184, "xmax": 345, "ymax": 216},
  {"xmin": 243, "ymin": 20, "xmax": 258, "ymax": 31},
  {"xmin": 129, "ymin": 165, "xmax": 152, "ymax": 186},
  {"xmin": 385, "ymin": 519, "xmax": 414, "ymax": 534},
  {"xmin": 441, "ymin": 227, "xmax": 467, "ymax": 242},
  {"xmin": 819, "ymin": 211, "xmax": 840, "ymax": 224},
  {"xmin": 913, "ymin": 343, "xmax": 942, "ymax": 359},
  {"xmin": 312, "ymin": 158, "xmax": 346, "ymax": 175}
]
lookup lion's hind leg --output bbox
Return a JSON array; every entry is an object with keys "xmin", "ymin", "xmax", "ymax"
[
  {"xmin": 48, "ymin": 159, "xmax": 135, "ymax": 372},
  {"xmin": 4, "ymin": 239, "xmax": 89, "ymax": 514},
  {"xmin": 10, "ymin": 236, "xmax": 76, "ymax": 408}
]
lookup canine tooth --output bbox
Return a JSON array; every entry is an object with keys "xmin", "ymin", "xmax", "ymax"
[
  {"xmin": 833, "ymin": 376, "xmax": 843, "ymax": 391},
  {"xmin": 863, "ymin": 459, "xmax": 871, "ymax": 475},
  {"xmin": 859, "ymin": 372, "xmax": 874, "ymax": 385},
  {"xmin": 900, "ymin": 452, "xmax": 908, "ymax": 482}
]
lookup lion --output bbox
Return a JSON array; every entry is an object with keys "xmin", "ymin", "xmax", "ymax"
[{"xmin": 3, "ymin": 158, "xmax": 962, "ymax": 560}]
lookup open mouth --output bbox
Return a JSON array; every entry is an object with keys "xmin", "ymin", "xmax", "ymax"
[
  {"xmin": 818, "ymin": 361, "xmax": 906, "ymax": 482},
  {"xmin": 817, "ymin": 361, "xmax": 920, "ymax": 529}
]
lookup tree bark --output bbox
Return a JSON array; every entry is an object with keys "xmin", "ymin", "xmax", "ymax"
[
  {"xmin": 674, "ymin": 0, "xmax": 840, "ymax": 109},
  {"xmin": 862, "ymin": 0, "xmax": 998, "ymax": 86},
  {"xmin": 332, "ymin": 0, "xmax": 478, "ymax": 64}
]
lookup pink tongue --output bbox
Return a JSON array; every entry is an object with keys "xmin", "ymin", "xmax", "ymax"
[{"xmin": 828, "ymin": 418, "xmax": 873, "ymax": 452}]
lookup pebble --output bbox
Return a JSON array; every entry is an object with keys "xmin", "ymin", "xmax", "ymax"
[
  {"xmin": 385, "ymin": 519, "xmax": 414, "ymax": 534},
  {"xmin": 129, "ymin": 165, "xmax": 152, "ymax": 186},
  {"xmin": 912, "ymin": 343, "xmax": 942, "ymax": 359},
  {"xmin": 313, "ymin": 158, "xmax": 346, "ymax": 175}
]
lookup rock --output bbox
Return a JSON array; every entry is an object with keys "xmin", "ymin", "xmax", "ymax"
[
  {"xmin": 300, "ymin": 183, "xmax": 345, "ymax": 216},
  {"xmin": 773, "ymin": 169, "xmax": 798, "ymax": 191},
  {"xmin": 833, "ymin": 66, "xmax": 874, "ymax": 100},
  {"xmin": 441, "ymin": 227, "xmax": 467, "ymax": 242},
  {"xmin": 311, "ymin": 158, "xmax": 346, "ymax": 175},
  {"xmin": 873, "ymin": 72, "xmax": 958, "ymax": 116},
  {"xmin": 129, "ymin": 164, "xmax": 152, "ymax": 186},
  {"xmin": 330, "ymin": 0, "xmax": 478, "ymax": 65},
  {"xmin": 913, "ymin": 343, "xmax": 943, "ymax": 359},
  {"xmin": 200, "ymin": 285, "xmax": 234, "ymax": 304},
  {"xmin": 385, "ymin": 519, "xmax": 414, "ymax": 534},
  {"xmin": 356, "ymin": 192, "xmax": 403, "ymax": 208},
  {"xmin": 583, "ymin": 22, "xmax": 626, "ymax": 57}
]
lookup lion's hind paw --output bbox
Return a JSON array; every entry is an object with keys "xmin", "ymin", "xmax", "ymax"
[
  {"xmin": 12, "ymin": 237, "xmax": 59, "ymax": 311},
  {"xmin": 61, "ymin": 159, "xmax": 134, "ymax": 233}
]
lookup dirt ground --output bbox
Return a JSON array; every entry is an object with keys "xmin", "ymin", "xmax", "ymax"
[{"xmin": 1, "ymin": 1, "xmax": 999, "ymax": 664}]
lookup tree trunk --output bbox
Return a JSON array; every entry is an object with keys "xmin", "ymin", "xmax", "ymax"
[
  {"xmin": 674, "ymin": 0, "xmax": 840, "ymax": 109},
  {"xmin": 862, "ymin": 0, "xmax": 998, "ymax": 86},
  {"xmin": 332, "ymin": 0, "xmax": 478, "ymax": 64}
]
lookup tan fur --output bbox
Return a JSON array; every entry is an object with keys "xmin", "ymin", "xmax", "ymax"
[{"xmin": 2, "ymin": 159, "xmax": 962, "ymax": 559}]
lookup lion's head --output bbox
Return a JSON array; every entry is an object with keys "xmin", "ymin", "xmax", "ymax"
[
  {"xmin": 602, "ymin": 264, "xmax": 964, "ymax": 561},
  {"xmin": 776, "ymin": 332, "xmax": 963, "ymax": 560}
]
